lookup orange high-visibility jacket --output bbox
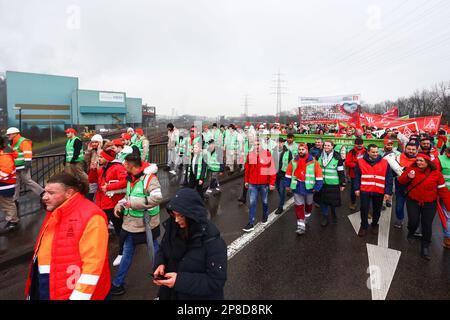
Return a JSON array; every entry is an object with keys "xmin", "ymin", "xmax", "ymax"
[
  {"xmin": 11, "ymin": 134, "xmax": 33, "ymax": 170},
  {"xmin": 357, "ymin": 158, "xmax": 389, "ymax": 194},
  {"xmin": 0, "ymin": 147, "xmax": 17, "ymax": 196},
  {"xmin": 25, "ymin": 193, "xmax": 111, "ymax": 300}
]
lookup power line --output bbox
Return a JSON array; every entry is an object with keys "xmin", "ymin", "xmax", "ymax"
[{"xmin": 271, "ymin": 70, "xmax": 287, "ymax": 118}]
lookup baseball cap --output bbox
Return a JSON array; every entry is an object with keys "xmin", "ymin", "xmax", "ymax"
[{"xmin": 65, "ymin": 128, "xmax": 76, "ymax": 134}]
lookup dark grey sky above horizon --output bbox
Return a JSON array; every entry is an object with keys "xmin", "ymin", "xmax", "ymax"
[{"xmin": 1, "ymin": 0, "xmax": 449, "ymax": 117}]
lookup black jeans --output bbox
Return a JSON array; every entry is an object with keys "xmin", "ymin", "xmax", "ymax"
[
  {"xmin": 104, "ymin": 208, "xmax": 123, "ymax": 237},
  {"xmin": 360, "ymin": 192, "xmax": 384, "ymax": 229},
  {"xmin": 406, "ymin": 199, "xmax": 437, "ymax": 246}
]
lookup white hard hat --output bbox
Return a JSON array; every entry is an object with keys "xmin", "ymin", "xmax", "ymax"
[
  {"xmin": 259, "ymin": 124, "xmax": 265, "ymax": 129},
  {"xmin": 262, "ymin": 130, "xmax": 270, "ymax": 135},
  {"xmin": 91, "ymin": 134, "xmax": 103, "ymax": 143},
  {"xmin": 6, "ymin": 127, "xmax": 20, "ymax": 135}
]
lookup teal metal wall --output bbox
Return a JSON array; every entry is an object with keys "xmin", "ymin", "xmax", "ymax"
[{"xmin": 6, "ymin": 71, "xmax": 78, "ymax": 128}]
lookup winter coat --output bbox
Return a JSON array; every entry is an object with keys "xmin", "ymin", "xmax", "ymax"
[
  {"xmin": 398, "ymin": 166, "xmax": 450, "ymax": 207},
  {"xmin": 155, "ymin": 188, "xmax": 227, "ymax": 300},
  {"xmin": 244, "ymin": 149, "xmax": 276, "ymax": 186},
  {"xmin": 88, "ymin": 160, "xmax": 128, "ymax": 210},
  {"xmin": 315, "ymin": 151, "xmax": 345, "ymax": 207},
  {"xmin": 354, "ymin": 153, "xmax": 394, "ymax": 195},
  {"xmin": 345, "ymin": 147, "xmax": 366, "ymax": 178}
]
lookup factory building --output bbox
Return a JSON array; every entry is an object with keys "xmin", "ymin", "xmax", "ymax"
[{"xmin": 2, "ymin": 71, "xmax": 145, "ymax": 132}]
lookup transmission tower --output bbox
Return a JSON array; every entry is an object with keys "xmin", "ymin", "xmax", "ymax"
[
  {"xmin": 242, "ymin": 94, "xmax": 250, "ymax": 120},
  {"xmin": 271, "ymin": 70, "xmax": 287, "ymax": 120}
]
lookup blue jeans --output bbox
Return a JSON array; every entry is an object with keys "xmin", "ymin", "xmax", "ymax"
[
  {"xmin": 275, "ymin": 175, "xmax": 286, "ymax": 209},
  {"xmin": 320, "ymin": 203, "xmax": 336, "ymax": 217},
  {"xmin": 350, "ymin": 178, "xmax": 357, "ymax": 204},
  {"xmin": 113, "ymin": 234, "xmax": 135, "ymax": 287},
  {"xmin": 441, "ymin": 199, "xmax": 450, "ymax": 238},
  {"xmin": 248, "ymin": 184, "xmax": 269, "ymax": 225},
  {"xmin": 395, "ymin": 180, "xmax": 407, "ymax": 221}
]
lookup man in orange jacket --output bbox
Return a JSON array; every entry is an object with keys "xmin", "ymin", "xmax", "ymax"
[
  {"xmin": 25, "ymin": 172, "xmax": 110, "ymax": 300},
  {"xmin": 0, "ymin": 136, "xmax": 19, "ymax": 231},
  {"xmin": 6, "ymin": 127, "xmax": 44, "ymax": 209}
]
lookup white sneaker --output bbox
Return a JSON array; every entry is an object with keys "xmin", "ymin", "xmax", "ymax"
[
  {"xmin": 113, "ymin": 255, "xmax": 123, "ymax": 267},
  {"xmin": 206, "ymin": 189, "xmax": 213, "ymax": 194},
  {"xmin": 108, "ymin": 222, "xmax": 115, "ymax": 230},
  {"xmin": 169, "ymin": 170, "xmax": 177, "ymax": 175},
  {"xmin": 215, "ymin": 187, "xmax": 221, "ymax": 191}
]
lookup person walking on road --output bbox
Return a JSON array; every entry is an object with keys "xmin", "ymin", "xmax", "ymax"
[
  {"xmin": 6, "ymin": 127, "xmax": 44, "ymax": 211},
  {"xmin": 345, "ymin": 138, "xmax": 366, "ymax": 211},
  {"xmin": 111, "ymin": 155, "xmax": 163, "ymax": 296},
  {"xmin": 25, "ymin": 172, "xmax": 111, "ymax": 300},
  {"xmin": 64, "ymin": 128, "xmax": 88, "ymax": 186},
  {"xmin": 315, "ymin": 140, "xmax": 346, "ymax": 226},
  {"xmin": 167, "ymin": 123, "xmax": 179, "ymax": 175},
  {"xmin": 285, "ymin": 143, "xmax": 324, "ymax": 235},
  {"xmin": 242, "ymin": 138, "xmax": 276, "ymax": 232},
  {"xmin": 398, "ymin": 153, "xmax": 450, "ymax": 260},
  {"xmin": 0, "ymin": 137, "xmax": 19, "ymax": 232},
  {"xmin": 204, "ymin": 139, "xmax": 224, "ymax": 194},
  {"xmin": 184, "ymin": 142, "xmax": 208, "ymax": 198},
  {"xmin": 84, "ymin": 134, "xmax": 103, "ymax": 201},
  {"xmin": 274, "ymin": 137, "xmax": 292, "ymax": 215},
  {"xmin": 134, "ymin": 128, "xmax": 149, "ymax": 162},
  {"xmin": 153, "ymin": 188, "xmax": 227, "ymax": 300},
  {"xmin": 436, "ymin": 147, "xmax": 450, "ymax": 249},
  {"xmin": 354, "ymin": 144, "xmax": 393, "ymax": 237}
]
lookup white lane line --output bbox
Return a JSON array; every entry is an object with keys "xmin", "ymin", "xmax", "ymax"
[
  {"xmin": 377, "ymin": 206, "xmax": 391, "ymax": 248},
  {"xmin": 227, "ymin": 197, "xmax": 295, "ymax": 260}
]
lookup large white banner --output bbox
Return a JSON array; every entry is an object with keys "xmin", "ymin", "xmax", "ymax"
[
  {"xmin": 299, "ymin": 94, "xmax": 361, "ymax": 122},
  {"xmin": 99, "ymin": 92, "xmax": 125, "ymax": 103}
]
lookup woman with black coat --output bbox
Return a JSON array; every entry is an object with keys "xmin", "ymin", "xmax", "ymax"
[
  {"xmin": 315, "ymin": 140, "xmax": 346, "ymax": 227},
  {"xmin": 152, "ymin": 188, "xmax": 227, "ymax": 300}
]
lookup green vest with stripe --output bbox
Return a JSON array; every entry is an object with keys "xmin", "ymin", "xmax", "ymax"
[
  {"xmin": 280, "ymin": 150, "xmax": 291, "ymax": 173},
  {"xmin": 66, "ymin": 137, "xmax": 84, "ymax": 163},
  {"xmin": 11, "ymin": 137, "xmax": 28, "ymax": 169},
  {"xmin": 206, "ymin": 150, "xmax": 221, "ymax": 172},
  {"xmin": 439, "ymin": 155, "xmax": 450, "ymax": 190},
  {"xmin": 189, "ymin": 153, "xmax": 205, "ymax": 180},
  {"xmin": 290, "ymin": 159, "xmax": 317, "ymax": 190},
  {"xmin": 124, "ymin": 176, "xmax": 160, "ymax": 218},
  {"xmin": 176, "ymin": 137, "xmax": 186, "ymax": 154},
  {"xmin": 133, "ymin": 137, "xmax": 143, "ymax": 154},
  {"xmin": 318, "ymin": 155, "xmax": 340, "ymax": 185}
]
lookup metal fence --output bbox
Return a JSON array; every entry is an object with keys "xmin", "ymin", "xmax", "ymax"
[{"xmin": 22, "ymin": 142, "xmax": 168, "ymax": 194}]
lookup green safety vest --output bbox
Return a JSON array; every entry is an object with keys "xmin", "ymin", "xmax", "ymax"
[
  {"xmin": 124, "ymin": 176, "xmax": 160, "ymax": 218},
  {"xmin": 290, "ymin": 159, "xmax": 317, "ymax": 190},
  {"xmin": 176, "ymin": 137, "xmax": 186, "ymax": 154},
  {"xmin": 117, "ymin": 152, "xmax": 128, "ymax": 163},
  {"xmin": 243, "ymin": 141, "xmax": 254, "ymax": 164},
  {"xmin": 131, "ymin": 134, "xmax": 138, "ymax": 145},
  {"xmin": 206, "ymin": 149, "xmax": 221, "ymax": 172},
  {"xmin": 285, "ymin": 142, "xmax": 298, "ymax": 156},
  {"xmin": 66, "ymin": 137, "xmax": 84, "ymax": 163},
  {"xmin": 189, "ymin": 153, "xmax": 205, "ymax": 180},
  {"xmin": 133, "ymin": 137, "xmax": 143, "ymax": 153},
  {"xmin": 439, "ymin": 155, "xmax": 450, "ymax": 190},
  {"xmin": 280, "ymin": 150, "xmax": 291, "ymax": 173},
  {"xmin": 262, "ymin": 139, "xmax": 276, "ymax": 151},
  {"xmin": 11, "ymin": 137, "xmax": 27, "ymax": 169},
  {"xmin": 318, "ymin": 155, "xmax": 340, "ymax": 185}
]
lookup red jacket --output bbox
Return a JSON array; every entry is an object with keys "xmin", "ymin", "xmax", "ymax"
[
  {"xmin": 88, "ymin": 160, "xmax": 128, "ymax": 210},
  {"xmin": 244, "ymin": 149, "xmax": 276, "ymax": 186},
  {"xmin": 25, "ymin": 193, "xmax": 111, "ymax": 300},
  {"xmin": 345, "ymin": 147, "xmax": 366, "ymax": 178},
  {"xmin": 398, "ymin": 166, "xmax": 450, "ymax": 207}
]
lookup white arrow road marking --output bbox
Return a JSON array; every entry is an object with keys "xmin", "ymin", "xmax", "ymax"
[
  {"xmin": 227, "ymin": 197, "xmax": 295, "ymax": 260},
  {"xmin": 347, "ymin": 205, "xmax": 402, "ymax": 300},
  {"xmin": 366, "ymin": 244, "xmax": 401, "ymax": 300}
]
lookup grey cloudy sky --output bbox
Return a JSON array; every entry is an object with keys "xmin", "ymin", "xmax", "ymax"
[{"xmin": 1, "ymin": 0, "xmax": 449, "ymax": 117}]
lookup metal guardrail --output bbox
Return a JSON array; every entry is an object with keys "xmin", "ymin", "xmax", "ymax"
[{"xmin": 22, "ymin": 142, "xmax": 168, "ymax": 194}]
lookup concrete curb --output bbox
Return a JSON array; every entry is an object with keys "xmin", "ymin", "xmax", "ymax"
[{"xmin": 0, "ymin": 172, "xmax": 244, "ymax": 271}]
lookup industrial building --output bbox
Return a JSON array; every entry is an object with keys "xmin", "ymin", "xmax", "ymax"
[{"xmin": 1, "ymin": 71, "xmax": 150, "ymax": 132}]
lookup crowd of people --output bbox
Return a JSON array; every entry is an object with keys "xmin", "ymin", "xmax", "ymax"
[{"xmin": 1, "ymin": 120, "xmax": 450, "ymax": 300}]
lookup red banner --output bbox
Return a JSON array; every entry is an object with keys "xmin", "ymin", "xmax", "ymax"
[
  {"xmin": 383, "ymin": 106, "xmax": 399, "ymax": 118},
  {"xmin": 361, "ymin": 115, "xmax": 442, "ymax": 138}
]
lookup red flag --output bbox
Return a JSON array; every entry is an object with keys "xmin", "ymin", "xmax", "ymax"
[
  {"xmin": 383, "ymin": 106, "xmax": 399, "ymax": 118},
  {"xmin": 437, "ymin": 200, "xmax": 448, "ymax": 233}
]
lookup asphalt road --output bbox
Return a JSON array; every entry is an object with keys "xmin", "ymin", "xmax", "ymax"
[{"xmin": 1, "ymin": 178, "xmax": 449, "ymax": 300}]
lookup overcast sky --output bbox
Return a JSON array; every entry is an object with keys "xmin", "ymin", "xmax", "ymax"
[{"xmin": 1, "ymin": 0, "xmax": 449, "ymax": 117}]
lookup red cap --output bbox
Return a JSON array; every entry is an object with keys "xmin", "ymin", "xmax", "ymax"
[
  {"xmin": 112, "ymin": 139, "xmax": 124, "ymax": 146},
  {"xmin": 384, "ymin": 139, "xmax": 394, "ymax": 145},
  {"xmin": 416, "ymin": 153, "xmax": 431, "ymax": 161},
  {"xmin": 136, "ymin": 128, "xmax": 144, "ymax": 135},
  {"xmin": 121, "ymin": 133, "xmax": 132, "ymax": 140},
  {"xmin": 65, "ymin": 128, "xmax": 76, "ymax": 134},
  {"xmin": 100, "ymin": 149, "xmax": 116, "ymax": 162}
]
